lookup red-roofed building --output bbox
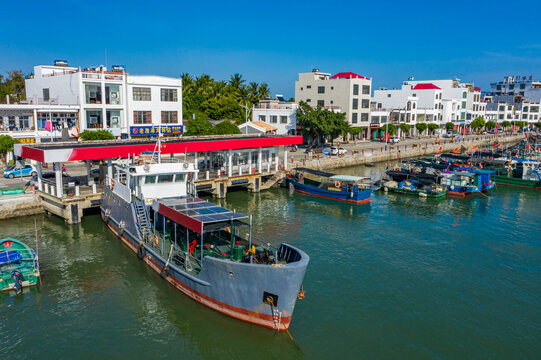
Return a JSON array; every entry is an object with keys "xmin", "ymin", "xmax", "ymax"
[{"xmin": 295, "ymin": 69, "xmax": 373, "ymax": 139}]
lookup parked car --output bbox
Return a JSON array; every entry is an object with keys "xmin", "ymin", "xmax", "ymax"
[
  {"xmin": 330, "ymin": 146, "xmax": 347, "ymax": 155},
  {"xmin": 388, "ymin": 136, "xmax": 400, "ymax": 144},
  {"xmin": 41, "ymin": 172, "xmax": 81, "ymax": 185},
  {"xmin": 305, "ymin": 144, "xmax": 328, "ymax": 153},
  {"xmin": 3, "ymin": 164, "xmax": 37, "ymax": 179},
  {"xmin": 444, "ymin": 132, "xmax": 454, "ymax": 138}
]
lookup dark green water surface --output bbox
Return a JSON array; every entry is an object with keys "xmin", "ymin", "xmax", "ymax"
[{"xmin": 1, "ymin": 165, "xmax": 540, "ymax": 359}]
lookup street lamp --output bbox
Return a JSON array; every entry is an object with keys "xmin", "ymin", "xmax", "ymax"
[{"xmin": 241, "ymin": 104, "xmax": 251, "ymax": 123}]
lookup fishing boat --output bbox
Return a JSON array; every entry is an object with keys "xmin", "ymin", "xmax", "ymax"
[
  {"xmin": 385, "ymin": 166, "xmax": 441, "ymax": 186},
  {"xmin": 101, "ymin": 160, "xmax": 309, "ymax": 331},
  {"xmin": 382, "ymin": 180, "xmax": 447, "ymax": 198},
  {"xmin": 438, "ymin": 169, "xmax": 495, "ymax": 195},
  {"xmin": 0, "ymin": 238, "xmax": 39, "ymax": 293},
  {"xmin": 286, "ymin": 167, "xmax": 372, "ymax": 204},
  {"xmin": 485, "ymin": 161, "xmax": 541, "ymax": 189}
]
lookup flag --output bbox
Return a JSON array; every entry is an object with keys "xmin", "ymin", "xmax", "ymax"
[
  {"xmin": 45, "ymin": 120, "xmax": 53, "ymax": 131},
  {"xmin": 472, "ymin": 145, "xmax": 478, "ymax": 151}
]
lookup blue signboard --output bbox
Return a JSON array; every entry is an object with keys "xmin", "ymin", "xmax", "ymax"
[{"xmin": 130, "ymin": 125, "xmax": 183, "ymax": 136}]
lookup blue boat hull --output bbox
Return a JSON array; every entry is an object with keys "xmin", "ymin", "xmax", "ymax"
[{"xmin": 287, "ymin": 178, "xmax": 372, "ymax": 203}]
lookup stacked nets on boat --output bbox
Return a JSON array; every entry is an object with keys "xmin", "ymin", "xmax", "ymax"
[
  {"xmin": 383, "ymin": 181, "xmax": 398, "ymax": 189},
  {"xmin": 398, "ymin": 181, "xmax": 416, "ymax": 192},
  {"xmin": 421, "ymin": 185, "xmax": 446, "ymax": 194}
]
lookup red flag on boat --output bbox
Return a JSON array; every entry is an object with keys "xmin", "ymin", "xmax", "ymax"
[{"xmin": 45, "ymin": 120, "xmax": 53, "ymax": 131}]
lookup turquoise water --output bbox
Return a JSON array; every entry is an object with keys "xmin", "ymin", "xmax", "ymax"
[{"xmin": 1, "ymin": 165, "xmax": 540, "ymax": 359}]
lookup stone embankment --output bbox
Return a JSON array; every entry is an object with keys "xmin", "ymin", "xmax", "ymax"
[
  {"xmin": 0, "ymin": 194, "xmax": 44, "ymax": 220},
  {"xmin": 291, "ymin": 135, "xmax": 523, "ymax": 171}
]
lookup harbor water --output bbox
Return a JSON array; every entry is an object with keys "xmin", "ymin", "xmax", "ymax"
[{"xmin": 1, "ymin": 164, "xmax": 540, "ymax": 359}]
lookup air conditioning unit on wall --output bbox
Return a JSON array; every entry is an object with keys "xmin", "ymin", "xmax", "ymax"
[
  {"xmin": 110, "ymin": 91, "xmax": 120, "ymax": 104},
  {"xmin": 111, "ymin": 116, "xmax": 119, "ymax": 126}
]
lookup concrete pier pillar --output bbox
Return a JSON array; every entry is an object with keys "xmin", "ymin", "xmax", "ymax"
[
  {"xmin": 275, "ymin": 147, "xmax": 279, "ymax": 171},
  {"xmin": 37, "ymin": 161, "xmax": 43, "ymax": 191},
  {"xmin": 228, "ymin": 150, "xmax": 233, "ymax": 177},
  {"xmin": 258, "ymin": 148, "xmax": 262, "ymax": 173},
  {"xmin": 204, "ymin": 152, "xmax": 208, "ymax": 170},
  {"xmin": 54, "ymin": 162, "xmax": 62, "ymax": 197},
  {"xmin": 194, "ymin": 152, "xmax": 198, "ymax": 180},
  {"xmin": 86, "ymin": 160, "xmax": 92, "ymax": 184},
  {"xmin": 284, "ymin": 148, "xmax": 288, "ymax": 171}
]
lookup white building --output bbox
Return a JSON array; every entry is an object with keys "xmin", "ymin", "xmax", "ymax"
[
  {"xmin": 488, "ymin": 75, "xmax": 541, "ymax": 103},
  {"xmin": 251, "ymin": 98, "xmax": 298, "ymax": 135},
  {"xmin": 295, "ymin": 69, "xmax": 372, "ymax": 139},
  {"xmin": 23, "ymin": 61, "xmax": 182, "ymax": 139}
]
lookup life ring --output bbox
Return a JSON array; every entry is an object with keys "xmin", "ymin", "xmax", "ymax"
[
  {"xmin": 111, "ymin": 178, "xmax": 115, "ymax": 187},
  {"xmin": 334, "ymin": 181, "xmax": 341, "ymax": 188},
  {"xmin": 154, "ymin": 235, "xmax": 159, "ymax": 247},
  {"xmin": 137, "ymin": 242, "xmax": 146, "ymax": 260}
]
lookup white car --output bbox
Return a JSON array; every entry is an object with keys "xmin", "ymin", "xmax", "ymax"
[
  {"xmin": 330, "ymin": 146, "xmax": 347, "ymax": 155},
  {"xmin": 388, "ymin": 136, "xmax": 400, "ymax": 144}
]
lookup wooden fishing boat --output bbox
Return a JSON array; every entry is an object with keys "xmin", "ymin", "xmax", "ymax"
[
  {"xmin": 0, "ymin": 238, "xmax": 39, "ymax": 294},
  {"xmin": 383, "ymin": 181, "xmax": 447, "ymax": 198},
  {"xmin": 286, "ymin": 168, "xmax": 372, "ymax": 204}
]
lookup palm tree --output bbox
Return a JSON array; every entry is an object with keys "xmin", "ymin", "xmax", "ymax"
[
  {"xmin": 229, "ymin": 73, "xmax": 245, "ymax": 90},
  {"xmin": 258, "ymin": 83, "xmax": 270, "ymax": 99},
  {"xmin": 181, "ymin": 73, "xmax": 194, "ymax": 94}
]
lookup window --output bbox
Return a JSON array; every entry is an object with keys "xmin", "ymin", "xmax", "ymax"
[
  {"xmin": 362, "ymin": 85, "xmax": 370, "ymax": 95},
  {"xmin": 105, "ymin": 84, "xmax": 122, "ymax": 104},
  {"xmin": 306, "ymin": 85, "xmax": 311, "ymax": 89},
  {"xmin": 161, "ymin": 88, "xmax": 178, "ymax": 102},
  {"xmin": 318, "ymin": 86, "xmax": 325, "ymax": 94},
  {"xmin": 462, "ymin": 92, "xmax": 467, "ymax": 99},
  {"xmin": 531, "ymin": 106, "xmax": 539, "ymax": 112},
  {"xmin": 523, "ymin": 106, "xmax": 529, "ymax": 112},
  {"xmin": 362, "ymin": 99, "xmax": 369, "ymax": 108},
  {"xmin": 133, "ymin": 87, "xmax": 151, "ymax": 101},
  {"xmin": 306, "ymin": 99, "xmax": 311, "ymax": 102},
  {"xmin": 508, "ymin": 105, "xmax": 512, "ymax": 110},
  {"xmin": 352, "ymin": 113, "xmax": 358, "ymax": 123},
  {"xmin": 174, "ymin": 174, "xmax": 185, "ymax": 182},
  {"xmin": 353, "ymin": 84, "xmax": 359, "ymax": 95},
  {"xmin": 499, "ymin": 105, "xmax": 505, "ymax": 111},
  {"xmin": 158, "ymin": 174, "xmax": 174, "ymax": 183},
  {"xmin": 331, "ymin": 86, "xmax": 334, "ymax": 90},
  {"xmin": 387, "ymin": 94, "xmax": 391, "ymax": 98},
  {"xmin": 413, "ymin": 103, "xmax": 416, "ymax": 109},
  {"xmin": 462, "ymin": 102, "xmax": 466, "ymax": 109},
  {"xmin": 270, "ymin": 115, "xmax": 277, "ymax": 123},
  {"xmin": 86, "ymin": 110, "xmax": 102, "ymax": 129},
  {"xmin": 258, "ymin": 115, "xmax": 265, "ymax": 122},
  {"xmin": 107, "ymin": 110, "xmax": 122, "ymax": 127},
  {"xmin": 317, "ymin": 100, "xmax": 324, "ymax": 107},
  {"xmin": 161, "ymin": 111, "xmax": 178, "ymax": 123},
  {"xmin": 407, "ymin": 102, "xmax": 411, "ymax": 111},
  {"xmin": 300, "ymin": 87, "xmax": 303, "ymax": 91},
  {"xmin": 352, "ymin": 99, "xmax": 359, "ymax": 110},
  {"xmin": 381, "ymin": 116, "xmax": 388, "ymax": 123},
  {"xmin": 134, "ymin": 111, "xmax": 151, "ymax": 124},
  {"xmin": 330, "ymin": 100, "xmax": 334, "ymax": 104},
  {"xmin": 509, "ymin": 84, "xmax": 514, "ymax": 90},
  {"xmin": 361, "ymin": 113, "xmax": 369, "ymax": 122},
  {"xmin": 280, "ymin": 116, "xmax": 288, "ymax": 124},
  {"xmin": 461, "ymin": 112, "xmax": 465, "ymax": 120},
  {"xmin": 523, "ymin": 114, "xmax": 528, "ymax": 119},
  {"xmin": 520, "ymin": 84, "xmax": 525, "ymax": 89},
  {"xmin": 85, "ymin": 84, "xmax": 102, "ymax": 104},
  {"xmin": 371, "ymin": 116, "xmax": 379, "ymax": 123},
  {"xmin": 145, "ymin": 176, "xmax": 156, "ymax": 184},
  {"xmin": 43, "ymin": 88, "xmax": 50, "ymax": 102}
]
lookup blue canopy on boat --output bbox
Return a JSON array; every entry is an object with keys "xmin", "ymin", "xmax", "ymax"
[{"xmin": 0, "ymin": 250, "xmax": 22, "ymax": 266}]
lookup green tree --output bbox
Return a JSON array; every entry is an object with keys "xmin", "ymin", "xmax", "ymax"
[
  {"xmin": 501, "ymin": 121, "xmax": 510, "ymax": 129},
  {"xmin": 296, "ymin": 101, "xmax": 349, "ymax": 144},
  {"xmin": 0, "ymin": 135, "xmax": 19, "ymax": 167},
  {"xmin": 384, "ymin": 123, "xmax": 397, "ymax": 136},
  {"xmin": 0, "ymin": 70, "xmax": 27, "ymax": 104},
  {"xmin": 399, "ymin": 123, "xmax": 411, "ymax": 137},
  {"xmin": 185, "ymin": 118, "xmax": 214, "ymax": 136},
  {"xmin": 416, "ymin": 123, "xmax": 428, "ymax": 136},
  {"xmin": 79, "ymin": 130, "xmax": 115, "ymax": 141},
  {"xmin": 427, "ymin": 123, "xmax": 439, "ymax": 135},
  {"xmin": 200, "ymin": 97, "xmax": 243, "ymax": 122},
  {"xmin": 470, "ymin": 117, "xmax": 486, "ymax": 131},
  {"xmin": 213, "ymin": 121, "xmax": 241, "ymax": 135},
  {"xmin": 445, "ymin": 122, "xmax": 455, "ymax": 131},
  {"xmin": 485, "ymin": 121, "xmax": 497, "ymax": 130},
  {"xmin": 534, "ymin": 122, "xmax": 541, "ymax": 129}
]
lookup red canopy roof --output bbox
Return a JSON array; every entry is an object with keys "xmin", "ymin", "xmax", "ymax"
[
  {"xmin": 412, "ymin": 83, "xmax": 441, "ymax": 90},
  {"xmin": 474, "ymin": 87, "xmax": 481, "ymax": 92},
  {"xmin": 330, "ymin": 72, "xmax": 368, "ymax": 80}
]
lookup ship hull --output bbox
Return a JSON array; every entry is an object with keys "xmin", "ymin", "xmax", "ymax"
[{"xmin": 101, "ymin": 187, "xmax": 308, "ymax": 331}]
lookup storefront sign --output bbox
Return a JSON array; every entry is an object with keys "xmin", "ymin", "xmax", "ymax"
[
  {"xmin": 130, "ymin": 125, "xmax": 183, "ymax": 136},
  {"xmin": 17, "ymin": 138, "xmax": 36, "ymax": 144}
]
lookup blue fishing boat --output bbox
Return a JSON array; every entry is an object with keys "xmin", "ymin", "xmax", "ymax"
[
  {"xmin": 438, "ymin": 169, "xmax": 495, "ymax": 195},
  {"xmin": 286, "ymin": 167, "xmax": 372, "ymax": 204},
  {"xmin": 101, "ymin": 160, "xmax": 309, "ymax": 331},
  {"xmin": 0, "ymin": 238, "xmax": 39, "ymax": 293}
]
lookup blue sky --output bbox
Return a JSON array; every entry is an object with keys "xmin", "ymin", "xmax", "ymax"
[{"xmin": 1, "ymin": 0, "xmax": 540, "ymax": 98}]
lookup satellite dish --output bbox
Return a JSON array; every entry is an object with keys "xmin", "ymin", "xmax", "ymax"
[{"xmin": 183, "ymin": 163, "xmax": 189, "ymax": 169}]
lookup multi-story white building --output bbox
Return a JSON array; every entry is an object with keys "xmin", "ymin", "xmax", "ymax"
[
  {"xmin": 295, "ymin": 69, "xmax": 372, "ymax": 139},
  {"xmin": 251, "ymin": 98, "xmax": 298, "ymax": 135},
  {"xmin": 485, "ymin": 101, "xmax": 540, "ymax": 126},
  {"xmin": 488, "ymin": 75, "xmax": 541, "ymax": 103},
  {"xmin": 23, "ymin": 61, "xmax": 182, "ymax": 139}
]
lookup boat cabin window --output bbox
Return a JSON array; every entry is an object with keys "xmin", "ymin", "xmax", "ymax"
[
  {"xmin": 158, "ymin": 174, "xmax": 174, "ymax": 183},
  {"xmin": 145, "ymin": 175, "xmax": 157, "ymax": 184},
  {"xmin": 174, "ymin": 174, "xmax": 185, "ymax": 182}
]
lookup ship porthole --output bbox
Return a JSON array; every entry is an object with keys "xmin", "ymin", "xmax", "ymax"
[{"xmin": 229, "ymin": 272, "xmax": 234, "ymax": 277}]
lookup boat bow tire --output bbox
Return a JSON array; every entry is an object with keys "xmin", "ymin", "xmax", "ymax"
[
  {"xmin": 160, "ymin": 267, "xmax": 169, "ymax": 279},
  {"xmin": 137, "ymin": 243, "xmax": 146, "ymax": 260}
]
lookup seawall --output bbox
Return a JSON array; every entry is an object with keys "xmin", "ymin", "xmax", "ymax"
[
  {"xmin": 0, "ymin": 194, "xmax": 44, "ymax": 221},
  {"xmin": 292, "ymin": 135, "xmax": 523, "ymax": 171}
]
